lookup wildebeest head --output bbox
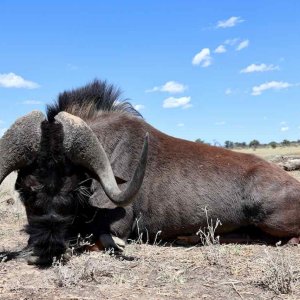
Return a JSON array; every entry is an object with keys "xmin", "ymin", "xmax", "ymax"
[{"xmin": 0, "ymin": 111, "xmax": 148, "ymax": 265}]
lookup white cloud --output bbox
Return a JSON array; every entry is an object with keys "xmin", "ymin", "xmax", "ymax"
[
  {"xmin": 0, "ymin": 73, "xmax": 40, "ymax": 89},
  {"xmin": 177, "ymin": 123, "xmax": 185, "ymax": 127},
  {"xmin": 240, "ymin": 63, "xmax": 279, "ymax": 73},
  {"xmin": 134, "ymin": 104, "xmax": 145, "ymax": 111},
  {"xmin": 236, "ymin": 39, "xmax": 249, "ymax": 51},
  {"xmin": 224, "ymin": 38, "xmax": 239, "ymax": 46},
  {"xmin": 0, "ymin": 128, "xmax": 7, "ymax": 137},
  {"xmin": 22, "ymin": 100, "xmax": 43, "ymax": 105},
  {"xmin": 146, "ymin": 81, "xmax": 187, "ymax": 93},
  {"xmin": 225, "ymin": 88, "xmax": 232, "ymax": 95},
  {"xmin": 223, "ymin": 38, "xmax": 249, "ymax": 52},
  {"xmin": 280, "ymin": 121, "xmax": 287, "ymax": 125},
  {"xmin": 252, "ymin": 81, "xmax": 293, "ymax": 96},
  {"xmin": 216, "ymin": 16, "xmax": 244, "ymax": 29},
  {"xmin": 192, "ymin": 48, "xmax": 212, "ymax": 67},
  {"xmin": 281, "ymin": 126, "xmax": 289, "ymax": 132},
  {"xmin": 215, "ymin": 121, "xmax": 226, "ymax": 125},
  {"xmin": 214, "ymin": 45, "xmax": 226, "ymax": 54},
  {"xmin": 163, "ymin": 96, "xmax": 192, "ymax": 109}
]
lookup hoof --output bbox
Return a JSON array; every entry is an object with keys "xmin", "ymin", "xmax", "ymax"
[{"xmin": 99, "ymin": 234, "xmax": 125, "ymax": 252}]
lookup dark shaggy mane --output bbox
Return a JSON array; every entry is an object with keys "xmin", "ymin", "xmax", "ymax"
[{"xmin": 46, "ymin": 79, "xmax": 142, "ymax": 122}]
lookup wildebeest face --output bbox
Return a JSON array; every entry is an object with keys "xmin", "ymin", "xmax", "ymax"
[
  {"xmin": 17, "ymin": 166, "xmax": 82, "ymax": 218},
  {"xmin": 0, "ymin": 110, "xmax": 148, "ymax": 265},
  {"xmin": 15, "ymin": 126, "xmax": 91, "ymax": 264}
]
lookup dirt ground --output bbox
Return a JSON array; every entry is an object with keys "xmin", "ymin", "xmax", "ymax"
[{"xmin": 0, "ymin": 150, "xmax": 300, "ymax": 300}]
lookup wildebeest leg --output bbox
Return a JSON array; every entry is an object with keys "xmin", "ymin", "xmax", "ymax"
[
  {"xmin": 99, "ymin": 234, "xmax": 126, "ymax": 251},
  {"xmin": 89, "ymin": 183, "xmax": 134, "ymax": 246},
  {"xmin": 84, "ymin": 206, "xmax": 133, "ymax": 252}
]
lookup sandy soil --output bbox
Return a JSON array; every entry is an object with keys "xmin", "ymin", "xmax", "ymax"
[{"xmin": 0, "ymin": 155, "xmax": 300, "ymax": 299}]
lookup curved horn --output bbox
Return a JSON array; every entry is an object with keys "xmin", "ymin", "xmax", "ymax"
[
  {"xmin": 55, "ymin": 112, "xmax": 148, "ymax": 207},
  {"xmin": 0, "ymin": 111, "xmax": 45, "ymax": 184}
]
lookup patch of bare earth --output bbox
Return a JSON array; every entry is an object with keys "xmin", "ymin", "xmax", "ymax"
[{"xmin": 0, "ymin": 162, "xmax": 300, "ymax": 299}]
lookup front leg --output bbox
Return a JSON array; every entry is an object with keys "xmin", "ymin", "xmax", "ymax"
[{"xmin": 87, "ymin": 185, "xmax": 135, "ymax": 252}]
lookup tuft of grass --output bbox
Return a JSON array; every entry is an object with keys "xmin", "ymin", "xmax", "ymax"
[
  {"xmin": 68, "ymin": 233, "xmax": 94, "ymax": 253},
  {"xmin": 156, "ymin": 265, "xmax": 187, "ymax": 285},
  {"xmin": 53, "ymin": 252, "xmax": 114, "ymax": 287},
  {"xmin": 197, "ymin": 207, "xmax": 222, "ymax": 246},
  {"xmin": 197, "ymin": 207, "xmax": 223, "ymax": 266},
  {"xmin": 257, "ymin": 248, "xmax": 300, "ymax": 295},
  {"xmin": 128, "ymin": 217, "xmax": 162, "ymax": 248}
]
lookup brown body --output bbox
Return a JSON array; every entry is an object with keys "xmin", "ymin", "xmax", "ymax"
[{"xmin": 87, "ymin": 112, "xmax": 300, "ymax": 241}]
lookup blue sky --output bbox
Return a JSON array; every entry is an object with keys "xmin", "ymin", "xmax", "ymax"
[{"xmin": 1, "ymin": 1, "xmax": 300, "ymax": 144}]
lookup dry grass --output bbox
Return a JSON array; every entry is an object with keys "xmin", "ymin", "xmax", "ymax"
[
  {"xmin": 196, "ymin": 207, "xmax": 223, "ymax": 266},
  {"xmin": 257, "ymin": 248, "xmax": 300, "ymax": 295},
  {"xmin": 234, "ymin": 145, "xmax": 300, "ymax": 159},
  {"xmin": 0, "ymin": 151, "xmax": 300, "ymax": 299}
]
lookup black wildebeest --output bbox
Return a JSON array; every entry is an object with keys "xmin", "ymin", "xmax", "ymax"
[{"xmin": 0, "ymin": 80, "xmax": 300, "ymax": 265}]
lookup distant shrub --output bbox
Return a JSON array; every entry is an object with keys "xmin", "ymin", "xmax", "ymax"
[
  {"xmin": 224, "ymin": 140, "xmax": 234, "ymax": 149},
  {"xmin": 249, "ymin": 139, "xmax": 260, "ymax": 150},
  {"xmin": 282, "ymin": 139, "xmax": 291, "ymax": 147}
]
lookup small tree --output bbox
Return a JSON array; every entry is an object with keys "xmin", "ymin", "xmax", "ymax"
[
  {"xmin": 249, "ymin": 139, "xmax": 260, "ymax": 150},
  {"xmin": 195, "ymin": 138, "xmax": 205, "ymax": 144},
  {"xmin": 234, "ymin": 142, "xmax": 247, "ymax": 148},
  {"xmin": 282, "ymin": 139, "xmax": 291, "ymax": 147},
  {"xmin": 269, "ymin": 141, "xmax": 277, "ymax": 149},
  {"xmin": 224, "ymin": 140, "xmax": 234, "ymax": 149}
]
